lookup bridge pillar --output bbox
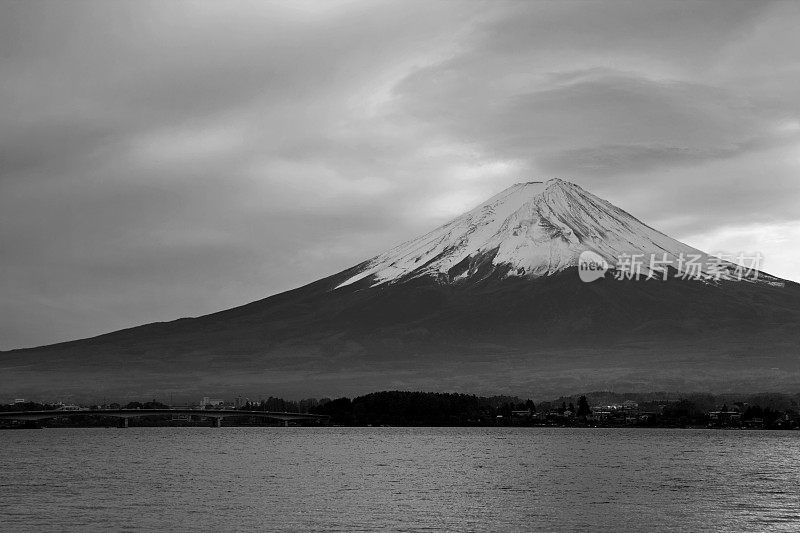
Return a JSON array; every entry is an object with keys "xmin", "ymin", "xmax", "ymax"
[
  {"xmin": 212, "ymin": 417, "xmax": 222, "ymax": 428},
  {"xmin": 283, "ymin": 419, "xmax": 289, "ymax": 427},
  {"xmin": 119, "ymin": 418, "xmax": 129, "ymax": 428}
]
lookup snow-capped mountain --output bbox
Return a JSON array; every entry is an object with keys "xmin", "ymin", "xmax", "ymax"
[
  {"xmin": 3, "ymin": 179, "xmax": 799, "ymax": 400},
  {"xmin": 337, "ymin": 179, "xmax": 751, "ymax": 288}
]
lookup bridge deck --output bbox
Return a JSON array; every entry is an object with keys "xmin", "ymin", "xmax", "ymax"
[{"xmin": 0, "ymin": 408, "xmax": 328, "ymax": 422}]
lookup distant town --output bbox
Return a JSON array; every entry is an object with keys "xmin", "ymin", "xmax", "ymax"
[{"xmin": 2, "ymin": 391, "xmax": 799, "ymax": 430}]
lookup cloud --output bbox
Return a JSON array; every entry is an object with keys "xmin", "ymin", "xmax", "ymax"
[
  {"xmin": 394, "ymin": 63, "xmax": 796, "ymax": 174},
  {"xmin": 681, "ymin": 222, "xmax": 800, "ymax": 283}
]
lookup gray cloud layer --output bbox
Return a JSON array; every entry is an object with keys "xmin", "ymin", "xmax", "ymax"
[{"xmin": 2, "ymin": 0, "xmax": 799, "ymax": 349}]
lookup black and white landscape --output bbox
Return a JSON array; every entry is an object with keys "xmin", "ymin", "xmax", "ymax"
[{"xmin": 2, "ymin": 2, "xmax": 800, "ymax": 532}]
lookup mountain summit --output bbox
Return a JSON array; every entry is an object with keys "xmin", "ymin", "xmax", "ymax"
[
  {"xmin": 3, "ymin": 180, "xmax": 799, "ymax": 400},
  {"xmin": 338, "ymin": 179, "xmax": 764, "ymax": 288}
]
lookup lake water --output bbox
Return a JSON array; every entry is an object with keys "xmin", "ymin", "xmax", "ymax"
[{"xmin": 1, "ymin": 427, "xmax": 798, "ymax": 532}]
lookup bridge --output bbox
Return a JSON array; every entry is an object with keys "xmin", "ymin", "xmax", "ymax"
[{"xmin": 0, "ymin": 408, "xmax": 329, "ymax": 428}]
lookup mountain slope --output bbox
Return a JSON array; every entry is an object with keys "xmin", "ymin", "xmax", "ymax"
[{"xmin": 3, "ymin": 179, "xmax": 799, "ymax": 401}]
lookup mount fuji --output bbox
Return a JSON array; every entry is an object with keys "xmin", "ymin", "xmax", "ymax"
[{"xmin": 3, "ymin": 179, "xmax": 799, "ymax": 400}]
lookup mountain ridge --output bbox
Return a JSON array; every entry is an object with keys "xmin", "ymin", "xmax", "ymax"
[{"xmin": 3, "ymin": 179, "xmax": 799, "ymax": 401}]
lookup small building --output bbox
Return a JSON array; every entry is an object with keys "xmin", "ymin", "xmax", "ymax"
[
  {"xmin": 708, "ymin": 410, "xmax": 742, "ymax": 426},
  {"xmin": 588, "ymin": 410, "xmax": 612, "ymax": 422},
  {"xmin": 622, "ymin": 400, "xmax": 639, "ymax": 410},
  {"xmin": 200, "ymin": 397, "xmax": 225, "ymax": 409},
  {"xmin": 744, "ymin": 417, "xmax": 764, "ymax": 428}
]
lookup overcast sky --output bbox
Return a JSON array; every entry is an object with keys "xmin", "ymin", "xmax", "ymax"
[{"xmin": 2, "ymin": 0, "xmax": 799, "ymax": 349}]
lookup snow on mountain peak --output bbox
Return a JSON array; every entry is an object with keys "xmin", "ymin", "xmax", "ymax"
[{"xmin": 334, "ymin": 179, "xmax": 725, "ymax": 289}]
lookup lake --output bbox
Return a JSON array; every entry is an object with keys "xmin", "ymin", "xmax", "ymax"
[{"xmin": 1, "ymin": 427, "xmax": 798, "ymax": 532}]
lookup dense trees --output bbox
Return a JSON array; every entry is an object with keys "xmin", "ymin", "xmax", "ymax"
[
  {"xmin": 313, "ymin": 391, "xmax": 531, "ymax": 426},
  {"xmin": 125, "ymin": 400, "xmax": 169, "ymax": 409},
  {"xmin": 577, "ymin": 396, "xmax": 591, "ymax": 417},
  {"xmin": 0, "ymin": 401, "xmax": 56, "ymax": 412}
]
